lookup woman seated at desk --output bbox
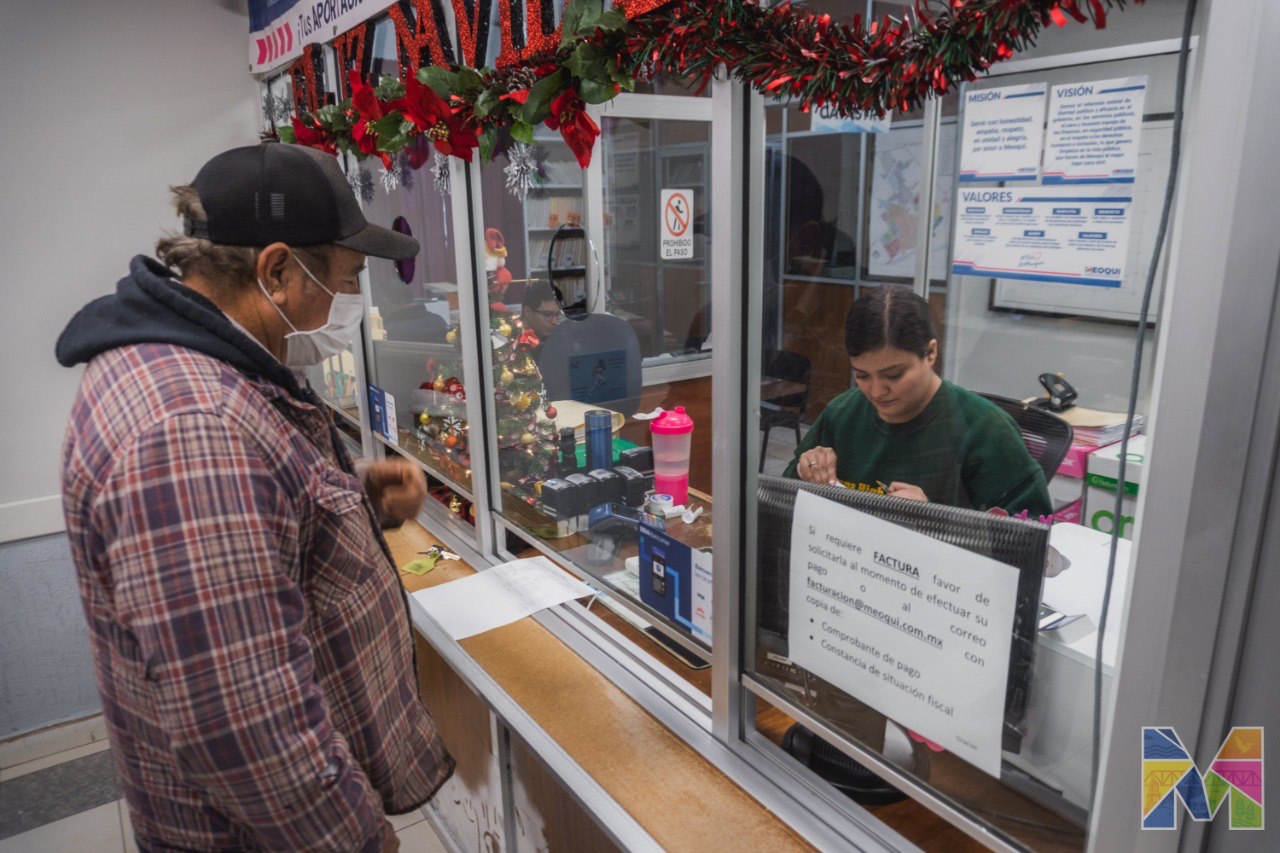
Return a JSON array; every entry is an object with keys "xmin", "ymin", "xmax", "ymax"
[{"xmin": 785, "ymin": 286, "xmax": 1052, "ymax": 517}]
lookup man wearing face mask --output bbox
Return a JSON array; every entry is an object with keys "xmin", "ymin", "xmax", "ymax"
[{"xmin": 56, "ymin": 142, "xmax": 453, "ymax": 851}]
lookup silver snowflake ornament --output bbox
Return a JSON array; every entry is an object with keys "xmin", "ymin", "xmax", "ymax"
[
  {"xmin": 503, "ymin": 142, "xmax": 542, "ymax": 201},
  {"xmin": 346, "ymin": 166, "xmax": 375, "ymax": 204},
  {"xmin": 431, "ymin": 151, "xmax": 451, "ymax": 197}
]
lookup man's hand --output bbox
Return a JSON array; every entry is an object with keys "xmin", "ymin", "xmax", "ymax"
[
  {"xmin": 796, "ymin": 446, "xmax": 839, "ymax": 485},
  {"xmin": 365, "ymin": 458, "xmax": 427, "ymax": 526}
]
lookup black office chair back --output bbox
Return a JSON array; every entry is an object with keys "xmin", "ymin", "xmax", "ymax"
[
  {"xmin": 759, "ymin": 350, "xmax": 813, "ymax": 471},
  {"xmin": 538, "ymin": 313, "xmax": 643, "ymax": 417},
  {"xmin": 762, "ymin": 350, "xmax": 812, "ymax": 409},
  {"xmin": 978, "ymin": 393, "xmax": 1074, "ymax": 483}
]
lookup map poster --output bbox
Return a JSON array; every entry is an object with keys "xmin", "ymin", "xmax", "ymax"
[
  {"xmin": 787, "ymin": 490, "xmax": 1019, "ymax": 778},
  {"xmin": 1043, "ymin": 76, "xmax": 1148, "ymax": 184},
  {"xmin": 958, "ymin": 83, "xmax": 1048, "ymax": 183},
  {"xmin": 867, "ymin": 124, "xmax": 957, "ymax": 280},
  {"xmin": 951, "ymin": 186, "xmax": 1133, "ymax": 287}
]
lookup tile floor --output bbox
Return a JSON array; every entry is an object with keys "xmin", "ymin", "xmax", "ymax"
[
  {"xmin": 0, "ymin": 722, "xmax": 451, "ymax": 853},
  {"xmin": 761, "ymin": 421, "xmax": 808, "ymax": 477}
]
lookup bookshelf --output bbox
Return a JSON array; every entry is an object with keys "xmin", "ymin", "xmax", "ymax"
[{"xmin": 524, "ymin": 130, "xmax": 587, "ymax": 309}]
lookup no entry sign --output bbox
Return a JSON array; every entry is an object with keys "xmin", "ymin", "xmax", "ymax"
[{"xmin": 660, "ymin": 189, "xmax": 694, "ymax": 260}]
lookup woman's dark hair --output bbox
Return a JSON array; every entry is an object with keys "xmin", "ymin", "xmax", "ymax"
[{"xmin": 844, "ymin": 285, "xmax": 936, "ymax": 358}]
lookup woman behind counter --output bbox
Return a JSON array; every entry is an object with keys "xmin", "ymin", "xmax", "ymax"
[{"xmin": 785, "ymin": 286, "xmax": 1053, "ymax": 517}]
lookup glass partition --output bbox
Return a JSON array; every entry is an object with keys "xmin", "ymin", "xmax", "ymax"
[
  {"xmin": 304, "ymin": 345, "xmax": 366, "ymax": 455},
  {"xmin": 743, "ymin": 19, "xmax": 1184, "ymax": 848},
  {"xmin": 359, "ymin": 146, "xmax": 474, "ymax": 499},
  {"xmin": 477, "ymin": 111, "xmax": 719, "ymax": 688}
]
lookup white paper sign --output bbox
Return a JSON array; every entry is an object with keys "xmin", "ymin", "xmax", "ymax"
[
  {"xmin": 382, "ymin": 390, "xmax": 398, "ymax": 446},
  {"xmin": 659, "ymin": 189, "xmax": 694, "ymax": 260},
  {"xmin": 691, "ymin": 548, "xmax": 713, "ymax": 640},
  {"xmin": 1043, "ymin": 77, "xmax": 1147, "ymax": 184},
  {"xmin": 958, "ymin": 83, "xmax": 1048, "ymax": 183},
  {"xmin": 411, "ymin": 557, "xmax": 593, "ymax": 640},
  {"xmin": 809, "ymin": 103, "xmax": 890, "ymax": 134},
  {"xmin": 787, "ymin": 490, "xmax": 1019, "ymax": 777},
  {"xmin": 951, "ymin": 185, "xmax": 1133, "ymax": 287}
]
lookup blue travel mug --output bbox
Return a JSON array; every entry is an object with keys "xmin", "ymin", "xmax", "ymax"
[{"xmin": 584, "ymin": 409, "xmax": 612, "ymax": 471}]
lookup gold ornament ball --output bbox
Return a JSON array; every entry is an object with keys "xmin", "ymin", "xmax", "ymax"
[
  {"xmin": 418, "ymin": 412, "xmax": 431, "ymax": 425},
  {"xmin": 497, "ymin": 320, "xmax": 513, "ymax": 337},
  {"xmin": 445, "ymin": 327, "xmax": 459, "ymax": 344},
  {"xmin": 520, "ymin": 432, "xmax": 536, "ymax": 445},
  {"xmin": 500, "ymin": 368, "xmax": 514, "ymax": 385},
  {"xmin": 433, "ymin": 376, "xmax": 447, "ymax": 392}
]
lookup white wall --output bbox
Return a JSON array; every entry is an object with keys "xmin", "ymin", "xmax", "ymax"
[
  {"xmin": 0, "ymin": 0, "xmax": 259, "ymax": 737},
  {"xmin": 943, "ymin": 0, "xmax": 1189, "ymax": 410},
  {"xmin": 0, "ymin": 0, "xmax": 261, "ymax": 540},
  {"xmin": 0, "ymin": 535, "xmax": 100, "ymax": 737}
]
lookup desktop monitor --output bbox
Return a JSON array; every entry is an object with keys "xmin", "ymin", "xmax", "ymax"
[{"xmin": 753, "ymin": 475, "xmax": 1050, "ymax": 754}]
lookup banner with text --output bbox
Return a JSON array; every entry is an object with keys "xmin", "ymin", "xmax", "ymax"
[
  {"xmin": 951, "ymin": 186, "xmax": 1133, "ymax": 287},
  {"xmin": 958, "ymin": 83, "xmax": 1047, "ymax": 183},
  {"xmin": 1043, "ymin": 76, "xmax": 1147, "ymax": 184},
  {"xmin": 787, "ymin": 490, "xmax": 1019, "ymax": 777},
  {"xmin": 249, "ymin": 0, "xmax": 397, "ymax": 74}
]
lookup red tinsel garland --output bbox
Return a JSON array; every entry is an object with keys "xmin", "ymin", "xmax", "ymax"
[
  {"xmin": 283, "ymin": 0, "xmax": 1140, "ymax": 169},
  {"xmin": 622, "ymin": 0, "xmax": 1141, "ymax": 117},
  {"xmin": 390, "ymin": 1, "xmax": 455, "ymax": 78},
  {"xmin": 332, "ymin": 24, "xmax": 369, "ymax": 100}
]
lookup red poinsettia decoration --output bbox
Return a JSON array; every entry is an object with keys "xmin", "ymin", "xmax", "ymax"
[
  {"xmin": 348, "ymin": 70, "xmax": 393, "ymax": 168},
  {"xmin": 516, "ymin": 329, "xmax": 541, "ymax": 351},
  {"xmin": 291, "ymin": 115, "xmax": 335, "ymax": 155},
  {"xmin": 392, "ymin": 76, "xmax": 480, "ymax": 162},
  {"xmin": 545, "ymin": 89, "xmax": 600, "ymax": 169}
]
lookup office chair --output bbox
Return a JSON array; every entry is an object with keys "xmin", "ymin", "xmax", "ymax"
[
  {"xmin": 759, "ymin": 350, "xmax": 812, "ymax": 471},
  {"xmin": 978, "ymin": 392, "xmax": 1074, "ymax": 483},
  {"xmin": 538, "ymin": 312, "xmax": 643, "ymax": 417}
]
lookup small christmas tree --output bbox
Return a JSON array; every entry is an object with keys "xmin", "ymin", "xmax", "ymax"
[
  {"xmin": 440, "ymin": 305, "xmax": 560, "ymax": 487},
  {"xmin": 493, "ymin": 326, "xmax": 559, "ymax": 485}
]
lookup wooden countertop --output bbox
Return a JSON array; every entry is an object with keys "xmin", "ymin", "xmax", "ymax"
[{"xmin": 387, "ymin": 522, "xmax": 814, "ymax": 852}]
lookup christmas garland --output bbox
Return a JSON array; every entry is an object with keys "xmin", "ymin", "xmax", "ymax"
[{"xmin": 280, "ymin": 0, "xmax": 1141, "ymax": 171}]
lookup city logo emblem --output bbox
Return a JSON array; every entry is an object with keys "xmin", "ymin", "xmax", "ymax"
[{"xmin": 1142, "ymin": 727, "xmax": 1263, "ymax": 830}]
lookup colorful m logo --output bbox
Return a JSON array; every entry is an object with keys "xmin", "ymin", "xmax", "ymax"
[{"xmin": 1142, "ymin": 727, "xmax": 1263, "ymax": 829}]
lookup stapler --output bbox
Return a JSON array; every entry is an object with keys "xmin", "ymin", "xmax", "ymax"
[{"xmin": 1032, "ymin": 372, "xmax": 1078, "ymax": 413}]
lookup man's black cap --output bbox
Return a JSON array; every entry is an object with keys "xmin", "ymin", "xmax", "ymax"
[{"xmin": 185, "ymin": 142, "xmax": 419, "ymax": 260}]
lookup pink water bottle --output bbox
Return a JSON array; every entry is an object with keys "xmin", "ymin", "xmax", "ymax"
[{"xmin": 650, "ymin": 406, "xmax": 694, "ymax": 506}]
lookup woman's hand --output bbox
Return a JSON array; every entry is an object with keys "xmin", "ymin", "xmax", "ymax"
[
  {"xmin": 366, "ymin": 458, "xmax": 428, "ymax": 526},
  {"xmin": 885, "ymin": 481, "xmax": 928, "ymax": 502},
  {"xmin": 797, "ymin": 446, "xmax": 839, "ymax": 485}
]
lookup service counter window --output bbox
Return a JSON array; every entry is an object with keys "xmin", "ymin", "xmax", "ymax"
[
  {"xmin": 743, "ymin": 28, "xmax": 1185, "ymax": 850},
  {"xmin": 303, "ymin": 346, "xmax": 366, "ymax": 455},
  {"xmin": 477, "ymin": 107, "xmax": 719, "ymax": 690},
  {"xmin": 358, "ymin": 151, "xmax": 476, "ymax": 503}
]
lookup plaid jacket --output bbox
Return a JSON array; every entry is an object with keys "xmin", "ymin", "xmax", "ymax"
[{"xmin": 62, "ymin": 340, "xmax": 453, "ymax": 850}]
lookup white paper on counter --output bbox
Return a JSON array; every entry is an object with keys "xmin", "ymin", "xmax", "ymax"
[
  {"xmin": 788, "ymin": 490, "xmax": 1021, "ymax": 777},
  {"xmin": 412, "ymin": 557, "xmax": 593, "ymax": 640}
]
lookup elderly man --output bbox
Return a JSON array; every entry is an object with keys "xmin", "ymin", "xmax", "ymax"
[{"xmin": 56, "ymin": 143, "xmax": 453, "ymax": 851}]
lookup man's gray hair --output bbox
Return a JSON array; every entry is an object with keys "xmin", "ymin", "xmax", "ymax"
[{"xmin": 156, "ymin": 186, "xmax": 332, "ymax": 294}]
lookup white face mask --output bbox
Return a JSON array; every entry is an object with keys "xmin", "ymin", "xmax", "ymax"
[{"xmin": 258, "ymin": 254, "xmax": 363, "ymax": 367}]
